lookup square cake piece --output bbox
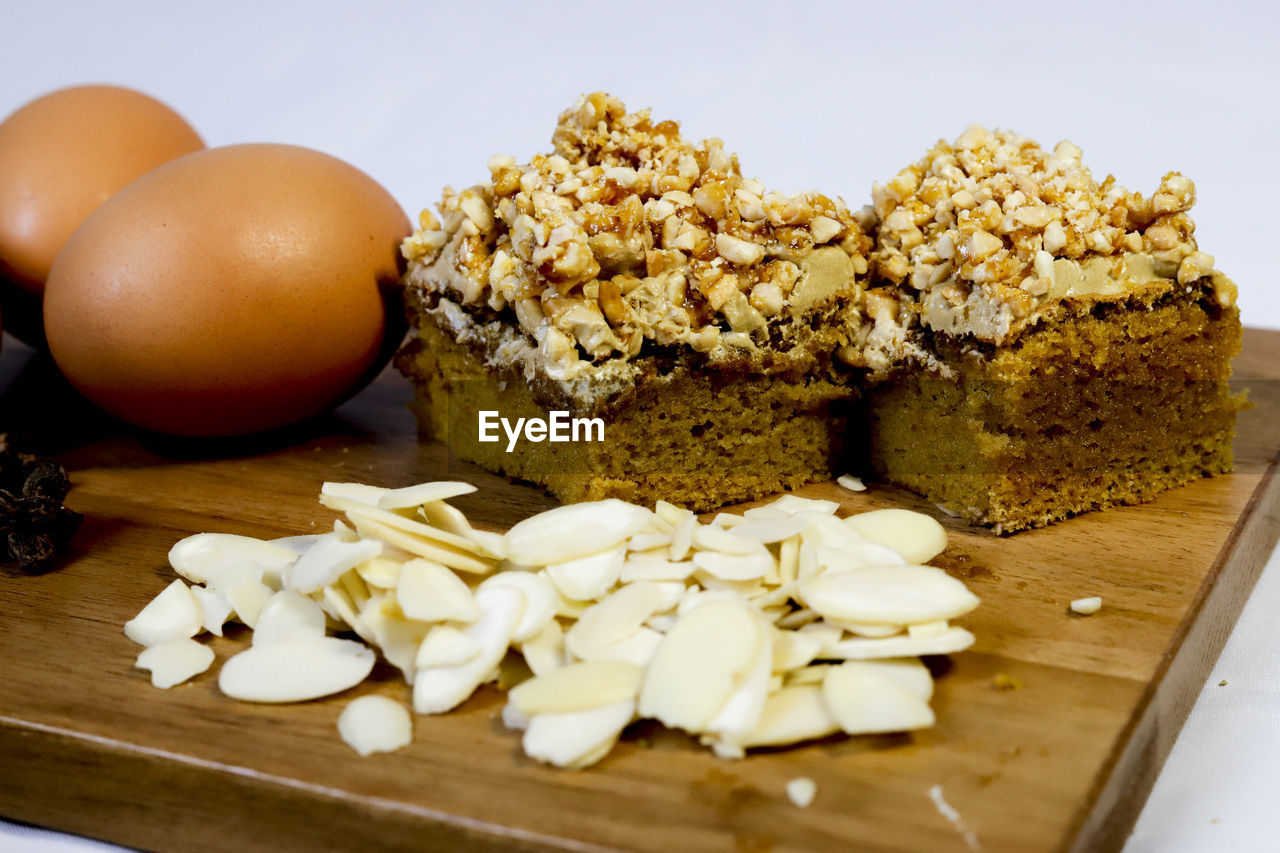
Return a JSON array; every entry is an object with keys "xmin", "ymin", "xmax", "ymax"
[
  {"xmin": 861, "ymin": 125, "xmax": 1244, "ymax": 532},
  {"xmin": 396, "ymin": 93, "xmax": 876, "ymax": 511},
  {"xmin": 397, "ymin": 95, "xmax": 1243, "ymax": 531}
]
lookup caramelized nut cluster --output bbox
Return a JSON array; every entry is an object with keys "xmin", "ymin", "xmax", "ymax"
[
  {"xmin": 404, "ymin": 93, "xmax": 871, "ymax": 367},
  {"xmin": 870, "ymin": 124, "xmax": 1215, "ymax": 309}
]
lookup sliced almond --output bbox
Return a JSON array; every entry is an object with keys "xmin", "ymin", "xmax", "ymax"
[
  {"xmin": 638, "ymin": 601, "xmax": 762, "ymax": 733},
  {"xmin": 692, "ymin": 550, "xmax": 774, "ymax": 582},
  {"xmin": 320, "ymin": 481, "xmax": 386, "ymax": 507},
  {"xmin": 202, "ymin": 577, "xmax": 241, "ymax": 628},
  {"xmin": 504, "ymin": 500, "xmax": 652, "ymax": 566},
  {"xmin": 908, "ymin": 620, "xmax": 949, "ymax": 639},
  {"xmin": 321, "ymin": 585, "xmax": 363, "ymax": 634},
  {"xmin": 356, "ymin": 557, "xmax": 404, "ymax": 589},
  {"xmin": 620, "ymin": 557, "xmax": 695, "ymax": 583},
  {"xmin": 337, "ymin": 695, "xmax": 413, "ymax": 756},
  {"xmin": 799, "ymin": 566, "xmax": 980, "ymax": 625},
  {"xmin": 502, "ymin": 701, "xmax": 531, "ymax": 731},
  {"xmin": 225, "ymin": 579, "xmax": 273, "ymax": 628},
  {"xmin": 219, "ymin": 637, "xmax": 375, "ymax": 702},
  {"xmin": 654, "ymin": 500, "xmax": 693, "ymax": 527},
  {"xmin": 628, "ymin": 532, "xmax": 672, "ymax": 552},
  {"xmin": 668, "ymin": 514, "xmax": 696, "ymax": 562},
  {"xmin": 822, "ymin": 626, "xmax": 976, "ymax": 660},
  {"xmin": 509, "ymin": 660, "xmax": 644, "ymax": 714},
  {"xmin": 344, "ymin": 504, "xmax": 496, "ymax": 559},
  {"xmin": 771, "ymin": 627, "xmax": 823, "ymax": 672},
  {"xmin": 572, "ymin": 626, "xmax": 664, "ymax": 667},
  {"xmin": 822, "ymin": 662, "xmax": 935, "ymax": 734},
  {"xmin": 135, "ymin": 638, "xmax": 215, "ymax": 689},
  {"xmin": 729, "ymin": 515, "xmax": 811, "ymax": 544},
  {"xmin": 124, "ymin": 580, "xmax": 204, "ymax": 647},
  {"xmin": 418, "ymin": 500, "xmax": 473, "ymax": 537},
  {"xmin": 288, "ymin": 534, "xmax": 383, "ymax": 594},
  {"xmin": 545, "ymin": 545, "xmax": 624, "ymax": 602},
  {"xmin": 360, "ymin": 596, "xmax": 431, "ymax": 682},
  {"xmin": 522, "ymin": 699, "xmax": 636, "ymax": 769},
  {"xmin": 416, "ymin": 625, "xmax": 480, "ymax": 668},
  {"xmin": 478, "ymin": 571, "xmax": 557, "ymax": 642},
  {"xmin": 741, "ymin": 685, "xmax": 840, "ymax": 748},
  {"xmin": 843, "ymin": 658, "xmax": 934, "ymax": 701},
  {"xmin": 844, "ymin": 508, "xmax": 947, "ymax": 564},
  {"xmin": 347, "ymin": 512, "xmax": 492, "ymax": 574},
  {"xmin": 831, "ymin": 619, "xmax": 903, "ymax": 638},
  {"xmin": 744, "ymin": 495, "xmax": 838, "ymax": 519},
  {"xmin": 693, "ymin": 524, "xmax": 765, "ymax": 556},
  {"xmin": 519, "ymin": 620, "xmax": 566, "ymax": 676},
  {"xmin": 413, "ymin": 585, "xmax": 525, "ymax": 714},
  {"xmin": 771, "ymin": 540, "xmax": 794, "ymax": 586},
  {"xmin": 254, "ymin": 590, "xmax": 328, "ymax": 645},
  {"xmin": 397, "ymin": 559, "xmax": 481, "ymax": 624},
  {"xmin": 805, "ymin": 515, "xmax": 906, "ymax": 567},
  {"xmin": 701, "ymin": 622, "xmax": 772, "ymax": 756},
  {"xmin": 566, "ymin": 582, "xmax": 678, "ymax": 659},
  {"xmin": 168, "ymin": 534, "xmax": 297, "ymax": 588},
  {"xmin": 376, "ymin": 481, "xmax": 477, "ymax": 509}
]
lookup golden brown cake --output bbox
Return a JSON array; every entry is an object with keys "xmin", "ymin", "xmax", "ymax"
[
  {"xmin": 396, "ymin": 93, "xmax": 877, "ymax": 511},
  {"xmin": 861, "ymin": 125, "xmax": 1244, "ymax": 531},
  {"xmin": 397, "ymin": 97, "xmax": 1243, "ymax": 530}
]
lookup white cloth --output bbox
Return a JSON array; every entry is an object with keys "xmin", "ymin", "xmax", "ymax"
[{"xmin": 2, "ymin": 1, "xmax": 1277, "ymax": 849}]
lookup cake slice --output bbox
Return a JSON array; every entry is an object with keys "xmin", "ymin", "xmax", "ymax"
[
  {"xmin": 396, "ymin": 93, "xmax": 878, "ymax": 511},
  {"xmin": 861, "ymin": 125, "xmax": 1245, "ymax": 532}
]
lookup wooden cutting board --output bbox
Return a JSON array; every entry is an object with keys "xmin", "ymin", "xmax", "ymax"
[{"xmin": 2, "ymin": 328, "xmax": 1278, "ymax": 853}]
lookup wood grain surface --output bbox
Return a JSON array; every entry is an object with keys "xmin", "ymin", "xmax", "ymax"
[{"xmin": 1, "ymin": 329, "xmax": 1278, "ymax": 853}]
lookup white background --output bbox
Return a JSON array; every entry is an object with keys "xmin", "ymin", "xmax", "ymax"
[{"xmin": 2, "ymin": 1, "xmax": 1278, "ymax": 850}]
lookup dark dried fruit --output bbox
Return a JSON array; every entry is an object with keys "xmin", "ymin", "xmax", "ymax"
[{"xmin": 0, "ymin": 433, "xmax": 82, "ymax": 573}]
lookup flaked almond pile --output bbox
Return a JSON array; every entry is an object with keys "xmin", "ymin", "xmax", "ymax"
[{"xmin": 124, "ymin": 482, "xmax": 979, "ymax": 768}]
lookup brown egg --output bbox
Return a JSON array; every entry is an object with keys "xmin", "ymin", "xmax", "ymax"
[
  {"xmin": 0, "ymin": 86, "xmax": 204, "ymax": 318},
  {"xmin": 43, "ymin": 144, "xmax": 410, "ymax": 437}
]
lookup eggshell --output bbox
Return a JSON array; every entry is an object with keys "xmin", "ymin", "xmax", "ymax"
[
  {"xmin": 0, "ymin": 85, "xmax": 204, "ymax": 343},
  {"xmin": 43, "ymin": 143, "xmax": 410, "ymax": 437}
]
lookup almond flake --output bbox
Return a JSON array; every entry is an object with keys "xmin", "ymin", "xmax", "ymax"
[
  {"xmin": 519, "ymin": 620, "xmax": 566, "ymax": 676},
  {"xmin": 376, "ymin": 481, "xmax": 477, "ymax": 509},
  {"xmin": 135, "ymin": 638, "xmax": 215, "ymax": 688},
  {"xmin": 168, "ymin": 534, "xmax": 297, "ymax": 588},
  {"xmin": 346, "ymin": 512, "xmax": 492, "ymax": 574},
  {"xmin": 567, "ymin": 581, "xmax": 679, "ymax": 659},
  {"xmin": 822, "ymin": 662, "xmax": 935, "ymax": 734},
  {"xmin": 510, "ymin": 660, "xmax": 645, "ymax": 714},
  {"xmin": 413, "ymin": 585, "xmax": 525, "ymax": 714},
  {"xmin": 800, "ymin": 566, "xmax": 980, "ymax": 625},
  {"xmin": 124, "ymin": 580, "xmax": 204, "ymax": 647},
  {"xmin": 504, "ymin": 500, "xmax": 652, "ymax": 565},
  {"xmin": 253, "ymin": 590, "xmax": 327, "ymax": 645},
  {"xmin": 219, "ymin": 637, "xmax": 375, "ymax": 702},
  {"xmin": 416, "ymin": 625, "xmax": 480, "ymax": 668},
  {"xmin": 692, "ymin": 550, "xmax": 774, "ymax": 581},
  {"xmin": 639, "ymin": 601, "xmax": 762, "ymax": 733},
  {"xmin": 845, "ymin": 509, "xmax": 947, "ymax": 564},
  {"xmin": 191, "ymin": 586, "xmax": 233, "ymax": 637},
  {"xmin": 743, "ymin": 686, "xmax": 840, "ymax": 748},
  {"xmin": 545, "ymin": 545, "xmax": 624, "ymax": 601},
  {"xmin": 522, "ymin": 699, "xmax": 636, "ymax": 768},
  {"xmin": 822, "ymin": 626, "xmax": 976, "ymax": 660},
  {"xmin": 288, "ymin": 534, "xmax": 383, "ymax": 594},
  {"xmin": 786, "ymin": 776, "xmax": 819, "ymax": 809},
  {"xmin": 397, "ymin": 559, "xmax": 481, "ymax": 624},
  {"xmin": 337, "ymin": 695, "xmax": 413, "ymax": 756},
  {"xmin": 479, "ymin": 571, "xmax": 558, "ymax": 641},
  {"xmin": 225, "ymin": 579, "xmax": 273, "ymax": 628}
]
